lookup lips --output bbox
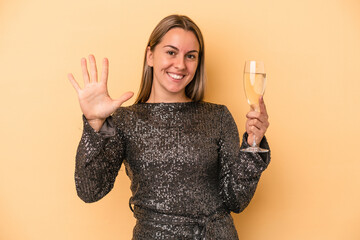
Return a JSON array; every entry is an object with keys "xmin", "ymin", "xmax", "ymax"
[{"xmin": 167, "ymin": 72, "xmax": 185, "ymax": 80}]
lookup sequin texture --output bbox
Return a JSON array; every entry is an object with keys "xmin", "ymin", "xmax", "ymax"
[{"xmin": 74, "ymin": 101, "xmax": 270, "ymax": 239}]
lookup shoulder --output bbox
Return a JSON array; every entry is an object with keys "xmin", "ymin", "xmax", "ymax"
[
  {"xmin": 108, "ymin": 104, "xmax": 141, "ymax": 127},
  {"xmin": 196, "ymin": 101, "xmax": 230, "ymax": 114},
  {"xmin": 189, "ymin": 102, "xmax": 235, "ymax": 126},
  {"xmin": 114, "ymin": 104, "xmax": 141, "ymax": 115},
  {"xmin": 199, "ymin": 102, "xmax": 236, "ymax": 126}
]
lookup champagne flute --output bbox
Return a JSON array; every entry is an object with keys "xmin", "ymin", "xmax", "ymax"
[{"xmin": 241, "ymin": 60, "xmax": 269, "ymax": 153}]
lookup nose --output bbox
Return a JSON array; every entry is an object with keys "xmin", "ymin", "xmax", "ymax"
[{"xmin": 174, "ymin": 56, "xmax": 186, "ymax": 70}]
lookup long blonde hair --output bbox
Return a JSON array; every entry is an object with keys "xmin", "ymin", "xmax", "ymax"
[{"xmin": 135, "ymin": 15, "xmax": 206, "ymax": 103}]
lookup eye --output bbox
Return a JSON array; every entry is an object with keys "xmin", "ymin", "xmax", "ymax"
[
  {"xmin": 186, "ymin": 54, "xmax": 197, "ymax": 60},
  {"xmin": 167, "ymin": 51, "xmax": 176, "ymax": 56}
]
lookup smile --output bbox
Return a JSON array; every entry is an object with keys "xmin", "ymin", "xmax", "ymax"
[{"xmin": 167, "ymin": 72, "xmax": 185, "ymax": 80}]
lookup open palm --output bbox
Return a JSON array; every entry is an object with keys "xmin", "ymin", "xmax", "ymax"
[{"xmin": 68, "ymin": 55, "xmax": 133, "ymax": 129}]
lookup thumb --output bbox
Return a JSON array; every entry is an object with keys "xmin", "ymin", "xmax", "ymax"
[{"xmin": 113, "ymin": 91, "xmax": 134, "ymax": 109}]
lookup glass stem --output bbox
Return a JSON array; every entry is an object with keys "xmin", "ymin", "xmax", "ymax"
[
  {"xmin": 252, "ymin": 135, "xmax": 257, "ymax": 147},
  {"xmin": 252, "ymin": 105, "xmax": 260, "ymax": 148}
]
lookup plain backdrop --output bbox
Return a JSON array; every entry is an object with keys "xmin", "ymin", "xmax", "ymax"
[{"xmin": 1, "ymin": 0, "xmax": 359, "ymax": 239}]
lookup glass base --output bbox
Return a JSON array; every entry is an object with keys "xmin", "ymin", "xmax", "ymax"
[{"xmin": 241, "ymin": 146, "xmax": 269, "ymax": 153}]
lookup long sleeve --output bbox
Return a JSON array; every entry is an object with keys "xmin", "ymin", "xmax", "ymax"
[
  {"xmin": 218, "ymin": 106, "xmax": 270, "ymax": 213},
  {"xmin": 74, "ymin": 115, "xmax": 125, "ymax": 203}
]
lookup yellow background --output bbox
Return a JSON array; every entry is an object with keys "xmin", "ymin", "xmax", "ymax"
[{"xmin": 1, "ymin": 0, "xmax": 359, "ymax": 239}]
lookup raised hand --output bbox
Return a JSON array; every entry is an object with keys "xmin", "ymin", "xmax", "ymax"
[
  {"xmin": 245, "ymin": 96, "xmax": 269, "ymax": 146},
  {"xmin": 68, "ymin": 55, "xmax": 134, "ymax": 131}
]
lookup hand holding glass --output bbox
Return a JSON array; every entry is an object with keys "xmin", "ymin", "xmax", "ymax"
[{"xmin": 241, "ymin": 61, "xmax": 269, "ymax": 153}]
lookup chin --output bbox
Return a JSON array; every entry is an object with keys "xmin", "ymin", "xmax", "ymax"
[{"xmin": 166, "ymin": 86, "xmax": 186, "ymax": 94}]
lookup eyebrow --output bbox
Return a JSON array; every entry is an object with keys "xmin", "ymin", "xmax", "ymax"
[{"xmin": 163, "ymin": 45, "xmax": 199, "ymax": 54}]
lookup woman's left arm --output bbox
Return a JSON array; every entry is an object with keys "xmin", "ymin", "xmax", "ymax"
[{"xmin": 218, "ymin": 104, "xmax": 270, "ymax": 213}]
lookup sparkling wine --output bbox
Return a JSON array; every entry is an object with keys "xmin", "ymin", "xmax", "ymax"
[
  {"xmin": 241, "ymin": 60, "xmax": 269, "ymax": 153},
  {"xmin": 243, "ymin": 72, "xmax": 266, "ymax": 110}
]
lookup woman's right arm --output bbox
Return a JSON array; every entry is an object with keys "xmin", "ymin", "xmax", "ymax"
[
  {"xmin": 68, "ymin": 55, "xmax": 133, "ymax": 202},
  {"xmin": 75, "ymin": 115, "xmax": 124, "ymax": 203}
]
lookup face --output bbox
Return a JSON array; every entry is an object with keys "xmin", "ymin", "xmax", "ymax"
[{"xmin": 147, "ymin": 27, "xmax": 200, "ymax": 102}]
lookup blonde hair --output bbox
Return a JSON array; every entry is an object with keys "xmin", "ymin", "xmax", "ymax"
[{"xmin": 135, "ymin": 15, "xmax": 206, "ymax": 103}]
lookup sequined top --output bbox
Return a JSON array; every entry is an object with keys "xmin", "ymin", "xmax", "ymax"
[{"xmin": 74, "ymin": 101, "xmax": 270, "ymax": 239}]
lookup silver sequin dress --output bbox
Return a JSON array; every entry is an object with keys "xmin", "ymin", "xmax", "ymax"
[{"xmin": 74, "ymin": 101, "xmax": 270, "ymax": 240}]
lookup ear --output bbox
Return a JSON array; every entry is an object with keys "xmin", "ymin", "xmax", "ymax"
[{"xmin": 146, "ymin": 46, "xmax": 154, "ymax": 67}]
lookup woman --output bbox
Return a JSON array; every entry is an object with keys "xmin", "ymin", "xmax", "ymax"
[{"xmin": 69, "ymin": 15, "xmax": 270, "ymax": 240}]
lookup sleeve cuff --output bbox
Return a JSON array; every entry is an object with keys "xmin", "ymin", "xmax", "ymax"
[
  {"xmin": 82, "ymin": 115, "xmax": 117, "ymax": 139},
  {"xmin": 241, "ymin": 132, "xmax": 271, "ymax": 165}
]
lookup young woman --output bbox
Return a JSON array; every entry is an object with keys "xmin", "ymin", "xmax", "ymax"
[{"xmin": 69, "ymin": 15, "xmax": 270, "ymax": 240}]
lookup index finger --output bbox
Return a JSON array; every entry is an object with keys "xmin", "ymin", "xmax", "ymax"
[{"xmin": 259, "ymin": 96, "xmax": 268, "ymax": 117}]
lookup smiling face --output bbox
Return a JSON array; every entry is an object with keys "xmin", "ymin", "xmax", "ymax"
[{"xmin": 146, "ymin": 27, "xmax": 200, "ymax": 103}]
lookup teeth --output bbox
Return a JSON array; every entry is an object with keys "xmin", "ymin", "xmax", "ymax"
[{"xmin": 168, "ymin": 73, "xmax": 184, "ymax": 80}]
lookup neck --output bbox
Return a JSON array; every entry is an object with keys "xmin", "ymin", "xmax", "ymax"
[{"xmin": 146, "ymin": 88, "xmax": 191, "ymax": 103}]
